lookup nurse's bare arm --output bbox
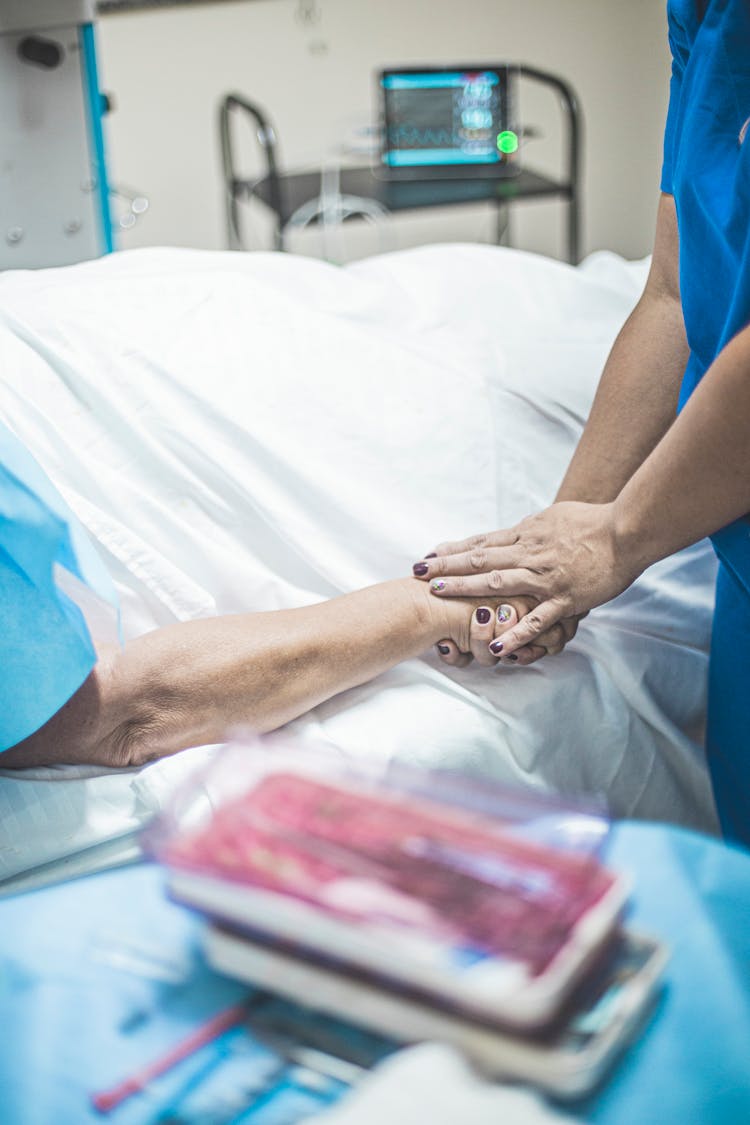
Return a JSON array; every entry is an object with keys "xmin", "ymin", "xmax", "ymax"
[
  {"xmin": 424, "ymin": 320, "xmax": 750, "ymax": 655},
  {"xmin": 417, "ymin": 194, "xmax": 688, "ymax": 660},
  {"xmin": 421, "ymin": 192, "xmax": 686, "ymax": 579},
  {"xmin": 0, "ymin": 579, "xmax": 489, "ymax": 770},
  {"xmin": 555, "ymin": 192, "xmax": 687, "ymax": 504}
]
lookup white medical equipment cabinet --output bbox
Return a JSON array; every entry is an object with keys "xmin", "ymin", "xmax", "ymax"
[{"xmin": 0, "ymin": 0, "xmax": 113, "ymax": 269}]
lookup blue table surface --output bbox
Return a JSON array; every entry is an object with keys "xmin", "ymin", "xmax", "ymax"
[{"xmin": 0, "ymin": 820, "xmax": 749, "ymax": 1125}]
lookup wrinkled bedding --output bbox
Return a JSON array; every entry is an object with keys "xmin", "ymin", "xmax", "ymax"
[{"xmin": 0, "ymin": 243, "xmax": 718, "ymax": 885}]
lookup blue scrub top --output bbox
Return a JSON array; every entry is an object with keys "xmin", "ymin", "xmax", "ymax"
[
  {"xmin": 662, "ymin": 0, "xmax": 750, "ymax": 845},
  {"xmin": 0, "ymin": 420, "xmax": 118, "ymax": 752},
  {"xmin": 661, "ymin": 0, "xmax": 750, "ymax": 587}
]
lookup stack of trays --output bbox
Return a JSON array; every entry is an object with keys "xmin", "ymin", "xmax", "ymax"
[{"xmin": 155, "ymin": 750, "xmax": 667, "ymax": 1099}]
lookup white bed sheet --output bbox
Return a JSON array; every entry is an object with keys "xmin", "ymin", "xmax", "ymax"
[{"xmin": 0, "ymin": 244, "xmax": 718, "ymax": 885}]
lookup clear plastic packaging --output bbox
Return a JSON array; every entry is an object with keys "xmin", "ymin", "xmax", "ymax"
[{"xmin": 147, "ymin": 737, "xmax": 626, "ymax": 1032}]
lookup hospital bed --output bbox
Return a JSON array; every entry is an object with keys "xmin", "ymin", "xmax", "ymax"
[{"xmin": 0, "ymin": 241, "xmax": 719, "ymax": 894}]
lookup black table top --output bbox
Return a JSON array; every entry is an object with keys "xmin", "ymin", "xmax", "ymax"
[{"xmin": 246, "ymin": 165, "xmax": 572, "ymax": 227}]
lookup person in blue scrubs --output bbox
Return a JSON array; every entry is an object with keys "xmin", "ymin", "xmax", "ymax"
[
  {"xmin": 413, "ymin": 0, "xmax": 750, "ymax": 847},
  {"xmin": 0, "ymin": 419, "xmax": 120, "ymax": 753}
]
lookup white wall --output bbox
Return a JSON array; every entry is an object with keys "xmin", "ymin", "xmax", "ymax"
[{"xmin": 97, "ymin": 0, "xmax": 671, "ymax": 262}]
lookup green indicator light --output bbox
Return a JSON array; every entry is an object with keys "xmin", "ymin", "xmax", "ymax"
[{"xmin": 497, "ymin": 130, "xmax": 519, "ymax": 155}]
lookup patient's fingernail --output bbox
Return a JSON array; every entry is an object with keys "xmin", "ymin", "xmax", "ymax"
[
  {"xmin": 412, "ymin": 563, "xmax": 429, "ymax": 576},
  {"xmin": 475, "ymin": 607, "xmax": 491, "ymax": 624},
  {"xmin": 497, "ymin": 604, "xmax": 513, "ymax": 623},
  {"xmin": 424, "ymin": 552, "xmax": 437, "ymax": 558},
  {"xmin": 507, "ymin": 653, "xmax": 519, "ymax": 662},
  {"xmin": 437, "ymin": 644, "xmax": 450, "ymax": 654},
  {"xmin": 431, "ymin": 579, "xmax": 446, "ymax": 592},
  {"xmin": 489, "ymin": 640, "xmax": 504, "ymax": 654}
]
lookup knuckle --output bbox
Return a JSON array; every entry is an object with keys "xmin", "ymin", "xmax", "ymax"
[
  {"xmin": 468, "ymin": 548, "xmax": 487, "ymax": 571},
  {"xmin": 487, "ymin": 569, "xmax": 504, "ymax": 591}
]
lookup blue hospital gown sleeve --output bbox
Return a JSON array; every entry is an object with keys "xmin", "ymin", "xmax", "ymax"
[
  {"xmin": 661, "ymin": 0, "xmax": 697, "ymax": 194},
  {"xmin": 0, "ymin": 422, "xmax": 119, "ymax": 752}
]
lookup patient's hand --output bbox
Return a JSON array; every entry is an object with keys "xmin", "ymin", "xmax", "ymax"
[
  {"xmin": 435, "ymin": 595, "xmax": 578, "ymax": 669},
  {"xmin": 431, "ymin": 594, "xmax": 533, "ymax": 668}
]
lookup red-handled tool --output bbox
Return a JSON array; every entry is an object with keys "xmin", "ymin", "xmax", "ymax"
[{"xmin": 90, "ymin": 1001, "xmax": 247, "ymax": 1114}]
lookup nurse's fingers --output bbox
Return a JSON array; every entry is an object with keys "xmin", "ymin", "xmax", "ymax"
[
  {"xmin": 425, "ymin": 528, "xmax": 519, "ymax": 559},
  {"xmin": 487, "ymin": 603, "xmax": 540, "ymax": 667},
  {"xmin": 514, "ymin": 614, "xmax": 584, "ymax": 663},
  {"xmin": 499, "ymin": 643, "xmax": 548, "ymax": 667},
  {"xmin": 469, "ymin": 606, "xmax": 502, "ymax": 666},
  {"xmin": 427, "ymin": 569, "xmax": 546, "ymax": 600},
  {"xmin": 497, "ymin": 613, "xmax": 582, "ymax": 667},
  {"xmin": 490, "ymin": 598, "xmax": 568, "ymax": 657},
  {"xmin": 412, "ymin": 545, "xmax": 519, "ymax": 582},
  {"xmin": 435, "ymin": 639, "xmax": 473, "ymax": 668},
  {"xmin": 532, "ymin": 621, "xmax": 568, "ymax": 656}
]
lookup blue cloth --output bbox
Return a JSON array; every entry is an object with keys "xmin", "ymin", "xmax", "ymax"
[
  {"xmin": 705, "ymin": 562, "xmax": 750, "ymax": 843},
  {"xmin": 0, "ymin": 420, "xmax": 118, "ymax": 751},
  {"xmin": 0, "ymin": 822, "xmax": 748, "ymax": 1124},
  {"xmin": 661, "ymin": 0, "xmax": 750, "ymax": 845}
]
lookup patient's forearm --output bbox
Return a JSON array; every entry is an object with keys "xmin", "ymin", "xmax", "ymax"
[
  {"xmin": 3, "ymin": 579, "xmax": 458, "ymax": 769},
  {"xmin": 557, "ymin": 194, "xmax": 688, "ymax": 505}
]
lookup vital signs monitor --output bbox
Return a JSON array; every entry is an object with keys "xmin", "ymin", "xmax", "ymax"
[{"xmin": 378, "ymin": 64, "xmax": 519, "ymax": 179}]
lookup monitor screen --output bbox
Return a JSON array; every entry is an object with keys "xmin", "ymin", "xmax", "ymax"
[{"xmin": 379, "ymin": 66, "xmax": 517, "ymax": 173}]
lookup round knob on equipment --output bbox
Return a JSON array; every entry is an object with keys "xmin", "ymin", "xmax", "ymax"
[{"xmin": 17, "ymin": 37, "xmax": 64, "ymax": 70}]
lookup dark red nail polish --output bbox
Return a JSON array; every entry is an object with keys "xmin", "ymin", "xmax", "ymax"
[
  {"xmin": 476, "ymin": 608, "xmax": 491, "ymax": 624},
  {"xmin": 413, "ymin": 563, "xmax": 429, "ymax": 576},
  {"xmin": 508, "ymin": 653, "xmax": 519, "ymax": 662},
  {"xmin": 424, "ymin": 552, "xmax": 437, "ymax": 559},
  {"xmin": 437, "ymin": 643, "xmax": 450, "ymax": 654},
  {"xmin": 489, "ymin": 640, "xmax": 504, "ymax": 654}
]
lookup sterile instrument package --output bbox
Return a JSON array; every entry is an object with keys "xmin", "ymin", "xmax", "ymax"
[{"xmin": 148, "ymin": 738, "xmax": 630, "ymax": 1034}]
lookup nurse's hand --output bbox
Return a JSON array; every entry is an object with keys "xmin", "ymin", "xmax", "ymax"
[{"xmin": 416, "ymin": 501, "xmax": 640, "ymax": 658}]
